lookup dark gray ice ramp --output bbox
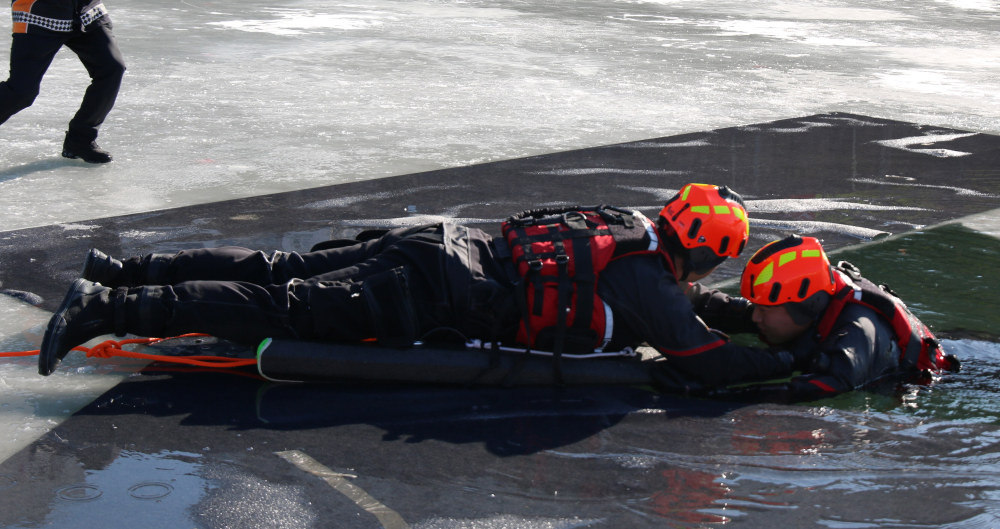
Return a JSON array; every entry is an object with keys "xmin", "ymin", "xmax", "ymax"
[
  {"xmin": 2, "ymin": 114, "xmax": 1000, "ymax": 527},
  {"xmin": 1, "ymin": 112, "xmax": 999, "ymax": 311}
]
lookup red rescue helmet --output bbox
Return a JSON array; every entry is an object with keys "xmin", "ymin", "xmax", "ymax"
[
  {"xmin": 741, "ymin": 236, "xmax": 836, "ymax": 320},
  {"xmin": 659, "ymin": 183, "xmax": 750, "ymax": 273}
]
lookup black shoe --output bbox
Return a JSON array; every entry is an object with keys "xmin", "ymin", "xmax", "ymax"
[
  {"xmin": 62, "ymin": 133, "xmax": 113, "ymax": 164},
  {"xmin": 81, "ymin": 248, "xmax": 124, "ymax": 286},
  {"xmin": 39, "ymin": 279, "xmax": 116, "ymax": 376}
]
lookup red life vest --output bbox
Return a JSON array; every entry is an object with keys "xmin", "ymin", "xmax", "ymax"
[
  {"xmin": 816, "ymin": 262, "xmax": 959, "ymax": 374},
  {"xmin": 501, "ymin": 205, "xmax": 674, "ymax": 356}
]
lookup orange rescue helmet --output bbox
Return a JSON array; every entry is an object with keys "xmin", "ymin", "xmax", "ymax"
[
  {"xmin": 659, "ymin": 183, "xmax": 750, "ymax": 273},
  {"xmin": 741, "ymin": 235, "xmax": 836, "ymax": 308}
]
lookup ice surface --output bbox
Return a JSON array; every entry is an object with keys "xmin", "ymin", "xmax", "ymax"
[
  {"xmin": 1, "ymin": 0, "xmax": 999, "ymax": 232},
  {"xmin": 2, "ymin": 0, "xmax": 1000, "ymax": 473}
]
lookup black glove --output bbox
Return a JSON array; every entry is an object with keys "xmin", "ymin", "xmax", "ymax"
[{"xmin": 686, "ymin": 283, "xmax": 758, "ymax": 335}]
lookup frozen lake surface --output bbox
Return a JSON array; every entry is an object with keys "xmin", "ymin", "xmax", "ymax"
[
  {"xmin": 0, "ymin": 0, "xmax": 998, "ymax": 230},
  {"xmin": 1, "ymin": 0, "xmax": 1000, "ymax": 527}
]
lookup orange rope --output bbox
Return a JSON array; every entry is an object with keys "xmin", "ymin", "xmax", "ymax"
[{"xmin": 0, "ymin": 334, "xmax": 257, "ymax": 369}]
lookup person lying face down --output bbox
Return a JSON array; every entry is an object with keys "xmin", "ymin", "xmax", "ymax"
[
  {"xmin": 687, "ymin": 235, "xmax": 958, "ymax": 397},
  {"xmin": 38, "ymin": 183, "xmax": 795, "ymax": 388}
]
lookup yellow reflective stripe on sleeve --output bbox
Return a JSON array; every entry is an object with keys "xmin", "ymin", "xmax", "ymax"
[
  {"xmin": 690, "ymin": 206, "xmax": 710, "ymax": 214},
  {"xmin": 714, "ymin": 205, "xmax": 730, "ymax": 214},
  {"xmin": 802, "ymin": 249, "xmax": 821, "ymax": 258},
  {"xmin": 753, "ymin": 262, "xmax": 774, "ymax": 286},
  {"xmin": 779, "ymin": 252, "xmax": 797, "ymax": 266}
]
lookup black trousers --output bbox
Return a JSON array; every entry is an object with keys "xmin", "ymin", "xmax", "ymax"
[
  {"xmin": 135, "ymin": 225, "xmax": 481, "ymax": 347},
  {"xmin": 0, "ymin": 21, "xmax": 125, "ymax": 141}
]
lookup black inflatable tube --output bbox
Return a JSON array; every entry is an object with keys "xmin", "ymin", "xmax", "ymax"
[{"xmin": 256, "ymin": 339, "xmax": 656, "ymax": 386}]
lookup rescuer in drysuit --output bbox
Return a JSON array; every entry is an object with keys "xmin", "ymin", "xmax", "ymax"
[
  {"xmin": 0, "ymin": 0, "xmax": 125, "ymax": 163},
  {"xmin": 38, "ymin": 183, "xmax": 795, "ymax": 387},
  {"xmin": 685, "ymin": 235, "xmax": 959, "ymax": 397}
]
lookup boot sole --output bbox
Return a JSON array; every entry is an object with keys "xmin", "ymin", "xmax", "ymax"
[
  {"xmin": 62, "ymin": 149, "xmax": 113, "ymax": 164},
  {"xmin": 38, "ymin": 279, "xmax": 102, "ymax": 376}
]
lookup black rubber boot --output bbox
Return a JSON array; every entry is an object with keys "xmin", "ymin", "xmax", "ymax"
[
  {"xmin": 61, "ymin": 132, "xmax": 113, "ymax": 164},
  {"xmin": 81, "ymin": 248, "xmax": 125, "ymax": 286},
  {"xmin": 38, "ymin": 279, "xmax": 119, "ymax": 376}
]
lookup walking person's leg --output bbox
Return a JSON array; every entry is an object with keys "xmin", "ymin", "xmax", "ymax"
[
  {"xmin": 0, "ymin": 33, "xmax": 65, "ymax": 125},
  {"xmin": 61, "ymin": 20, "xmax": 125, "ymax": 163}
]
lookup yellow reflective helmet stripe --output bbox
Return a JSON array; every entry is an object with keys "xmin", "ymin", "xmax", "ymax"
[
  {"xmin": 681, "ymin": 185, "xmax": 692, "ymax": 201},
  {"xmin": 714, "ymin": 205, "xmax": 730, "ymax": 214},
  {"xmin": 733, "ymin": 208, "xmax": 745, "ymax": 220},
  {"xmin": 753, "ymin": 261, "xmax": 774, "ymax": 286},
  {"xmin": 779, "ymin": 251, "xmax": 797, "ymax": 267},
  {"xmin": 802, "ymin": 249, "xmax": 821, "ymax": 258},
  {"xmin": 690, "ymin": 205, "xmax": 710, "ymax": 214}
]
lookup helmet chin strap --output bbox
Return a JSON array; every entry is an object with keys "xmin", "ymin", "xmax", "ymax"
[
  {"xmin": 678, "ymin": 249, "xmax": 695, "ymax": 282},
  {"xmin": 656, "ymin": 219, "xmax": 695, "ymax": 281}
]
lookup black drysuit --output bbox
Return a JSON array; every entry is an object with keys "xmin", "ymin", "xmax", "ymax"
[
  {"xmin": 120, "ymin": 224, "xmax": 789, "ymax": 387},
  {"xmin": 1, "ymin": 1, "xmax": 125, "ymax": 141},
  {"xmin": 688, "ymin": 285, "xmax": 904, "ymax": 394}
]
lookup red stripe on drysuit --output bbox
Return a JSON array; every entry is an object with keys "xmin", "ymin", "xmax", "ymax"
[
  {"xmin": 656, "ymin": 338, "xmax": 726, "ymax": 357},
  {"xmin": 809, "ymin": 380, "xmax": 837, "ymax": 392}
]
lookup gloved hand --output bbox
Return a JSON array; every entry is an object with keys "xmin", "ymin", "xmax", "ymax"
[
  {"xmin": 685, "ymin": 283, "xmax": 758, "ymax": 335},
  {"xmin": 770, "ymin": 349, "xmax": 796, "ymax": 377}
]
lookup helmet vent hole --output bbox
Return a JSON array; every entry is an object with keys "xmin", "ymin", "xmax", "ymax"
[
  {"xmin": 719, "ymin": 236, "xmax": 730, "ymax": 255},
  {"xmin": 671, "ymin": 202, "xmax": 691, "ymax": 222},
  {"xmin": 768, "ymin": 282, "xmax": 782, "ymax": 303},
  {"xmin": 687, "ymin": 218, "xmax": 702, "ymax": 239},
  {"xmin": 738, "ymin": 239, "xmax": 746, "ymax": 256},
  {"xmin": 749, "ymin": 275, "xmax": 755, "ymax": 298},
  {"xmin": 798, "ymin": 278, "xmax": 810, "ymax": 299}
]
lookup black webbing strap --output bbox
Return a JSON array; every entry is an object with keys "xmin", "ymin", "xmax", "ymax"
[
  {"xmin": 570, "ymin": 232, "xmax": 595, "ymax": 330},
  {"xmin": 113, "ymin": 286, "xmax": 129, "ymax": 337},
  {"xmin": 502, "ymin": 277, "xmax": 534, "ymax": 387},
  {"xmin": 550, "ymin": 228, "xmax": 570, "ymax": 386},
  {"xmin": 507, "ymin": 228, "xmax": 607, "ymax": 247},
  {"xmin": 465, "ymin": 314, "xmax": 506, "ymax": 387}
]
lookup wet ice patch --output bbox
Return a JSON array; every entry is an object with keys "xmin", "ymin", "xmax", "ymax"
[
  {"xmin": 209, "ymin": 9, "xmax": 385, "ymax": 36},
  {"xmin": 297, "ymin": 185, "xmax": 466, "ymax": 210},
  {"xmin": 876, "ymin": 69, "xmax": 986, "ymax": 99},
  {"xmin": 56, "ymin": 223, "xmax": 100, "ymax": 231},
  {"xmin": 933, "ymin": 0, "xmax": 997, "ymax": 10},
  {"xmin": 765, "ymin": 121, "xmax": 834, "ymax": 133},
  {"xmin": 871, "ymin": 131, "xmax": 978, "ymax": 157},
  {"xmin": 197, "ymin": 463, "xmax": 316, "ymax": 529},
  {"xmin": 850, "ymin": 178, "xmax": 997, "ymax": 197},
  {"xmin": 750, "ymin": 218, "xmax": 888, "ymax": 239},
  {"xmin": 613, "ymin": 139, "xmax": 711, "ymax": 148},
  {"xmin": 412, "ymin": 514, "xmax": 603, "ymax": 529},
  {"xmin": 706, "ymin": 20, "xmax": 880, "ymax": 46},
  {"xmin": 746, "ymin": 198, "xmax": 927, "ymax": 213},
  {"xmin": 529, "ymin": 168, "xmax": 687, "ymax": 176},
  {"xmin": 617, "ymin": 186, "xmax": 680, "ymax": 200},
  {"xmin": 340, "ymin": 215, "xmax": 503, "ymax": 227},
  {"xmin": 762, "ymin": 6, "xmax": 912, "ymax": 21}
]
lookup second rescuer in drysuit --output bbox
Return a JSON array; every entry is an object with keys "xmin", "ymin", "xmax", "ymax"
[
  {"xmin": 38, "ymin": 183, "xmax": 795, "ymax": 386},
  {"xmin": 686, "ymin": 235, "xmax": 959, "ymax": 396}
]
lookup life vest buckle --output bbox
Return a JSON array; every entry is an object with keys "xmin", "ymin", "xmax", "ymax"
[
  {"xmin": 528, "ymin": 259, "xmax": 543, "ymax": 271},
  {"xmin": 836, "ymin": 260, "xmax": 863, "ymax": 281}
]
